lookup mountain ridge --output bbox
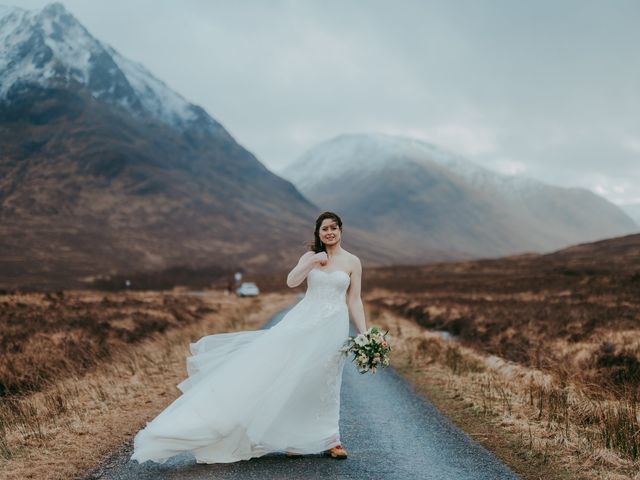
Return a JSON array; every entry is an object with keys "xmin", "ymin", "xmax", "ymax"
[
  {"xmin": 280, "ymin": 133, "xmax": 637, "ymax": 257},
  {"xmin": 0, "ymin": 2, "xmax": 228, "ymax": 136},
  {"xmin": 0, "ymin": 3, "xmax": 426, "ymax": 290}
]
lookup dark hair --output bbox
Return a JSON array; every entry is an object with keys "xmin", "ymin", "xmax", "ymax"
[{"xmin": 307, "ymin": 211, "xmax": 343, "ymax": 253}]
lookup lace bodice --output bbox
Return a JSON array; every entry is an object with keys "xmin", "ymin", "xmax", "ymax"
[{"xmin": 303, "ymin": 268, "xmax": 351, "ymax": 305}]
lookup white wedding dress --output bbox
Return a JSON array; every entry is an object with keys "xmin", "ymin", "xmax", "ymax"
[{"xmin": 130, "ymin": 267, "xmax": 351, "ymax": 464}]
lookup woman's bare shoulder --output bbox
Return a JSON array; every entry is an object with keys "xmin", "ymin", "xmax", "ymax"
[{"xmin": 342, "ymin": 250, "xmax": 361, "ymax": 268}]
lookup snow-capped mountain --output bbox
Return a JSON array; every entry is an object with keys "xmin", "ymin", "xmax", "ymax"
[
  {"xmin": 0, "ymin": 3, "xmax": 311, "ymax": 288},
  {"xmin": 1, "ymin": 3, "xmax": 423, "ymax": 290},
  {"xmin": 286, "ymin": 132, "xmax": 570, "ymax": 198},
  {"xmin": 0, "ymin": 2, "xmax": 219, "ymax": 133},
  {"xmin": 280, "ymin": 133, "xmax": 637, "ymax": 257}
]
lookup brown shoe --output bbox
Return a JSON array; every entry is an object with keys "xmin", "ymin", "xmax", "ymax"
[{"xmin": 324, "ymin": 444, "xmax": 348, "ymax": 459}]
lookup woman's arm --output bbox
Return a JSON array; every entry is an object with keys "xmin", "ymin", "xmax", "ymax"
[
  {"xmin": 346, "ymin": 256, "xmax": 367, "ymax": 334},
  {"xmin": 286, "ymin": 251, "xmax": 320, "ymax": 288}
]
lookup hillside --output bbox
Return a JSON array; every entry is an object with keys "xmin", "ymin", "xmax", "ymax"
[
  {"xmin": 280, "ymin": 133, "xmax": 637, "ymax": 258},
  {"xmin": 0, "ymin": 4, "xmax": 409, "ymax": 289}
]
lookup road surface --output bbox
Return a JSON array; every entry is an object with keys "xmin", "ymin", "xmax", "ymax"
[{"xmin": 85, "ymin": 302, "xmax": 520, "ymax": 480}]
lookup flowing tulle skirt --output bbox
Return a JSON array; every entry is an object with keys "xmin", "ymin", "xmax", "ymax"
[{"xmin": 130, "ymin": 296, "xmax": 349, "ymax": 464}]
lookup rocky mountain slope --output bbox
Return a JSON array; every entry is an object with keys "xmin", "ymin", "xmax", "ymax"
[
  {"xmin": 279, "ymin": 133, "xmax": 637, "ymax": 258},
  {"xmin": 0, "ymin": 4, "xmax": 416, "ymax": 290}
]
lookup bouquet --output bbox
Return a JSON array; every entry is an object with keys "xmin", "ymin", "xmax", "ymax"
[{"xmin": 340, "ymin": 326, "xmax": 392, "ymax": 374}]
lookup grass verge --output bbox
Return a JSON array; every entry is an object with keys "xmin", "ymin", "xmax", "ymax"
[
  {"xmin": 371, "ymin": 304, "xmax": 640, "ymax": 480},
  {"xmin": 0, "ymin": 290, "xmax": 296, "ymax": 480}
]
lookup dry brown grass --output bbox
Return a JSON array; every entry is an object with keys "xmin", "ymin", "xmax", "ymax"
[
  {"xmin": 2, "ymin": 235, "xmax": 638, "ymax": 478},
  {"xmin": 0, "ymin": 289, "xmax": 226, "ymax": 396},
  {"xmin": 360, "ymin": 235, "xmax": 640, "ymax": 477},
  {"xmin": 369, "ymin": 305, "xmax": 640, "ymax": 479},
  {"xmin": 0, "ymin": 289, "xmax": 296, "ymax": 480},
  {"xmin": 363, "ymin": 236, "xmax": 640, "ymax": 403}
]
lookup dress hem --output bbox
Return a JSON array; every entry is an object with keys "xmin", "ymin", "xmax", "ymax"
[{"xmin": 131, "ymin": 432, "xmax": 343, "ymax": 465}]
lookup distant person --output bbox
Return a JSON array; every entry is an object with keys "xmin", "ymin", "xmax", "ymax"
[{"xmin": 130, "ymin": 211, "xmax": 367, "ymax": 463}]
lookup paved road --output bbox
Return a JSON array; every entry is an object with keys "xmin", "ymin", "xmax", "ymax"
[{"xmin": 85, "ymin": 302, "xmax": 520, "ymax": 480}]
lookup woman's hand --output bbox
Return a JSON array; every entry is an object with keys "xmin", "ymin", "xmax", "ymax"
[
  {"xmin": 286, "ymin": 251, "xmax": 326, "ymax": 288},
  {"xmin": 310, "ymin": 251, "xmax": 328, "ymax": 267}
]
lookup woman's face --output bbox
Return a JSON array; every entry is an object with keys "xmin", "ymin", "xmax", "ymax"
[{"xmin": 319, "ymin": 218, "xmax": 341, "ymax": 246}]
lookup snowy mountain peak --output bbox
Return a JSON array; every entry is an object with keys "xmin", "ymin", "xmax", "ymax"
[
  {"xmin": 39, "ymin": 1, "xmax": 66, "ymax": 15},
  {"xmin": 281, "ymin": 132, "xmax": 637, "ymax": 258},
  {"xmin": 281, "ymin": 132, "xmax": 549, "ymax": 197},
  {"xmin": 0, "ymin": 2, "xmax": 216, "ymax": 132},
  {"xmin": 280, "ymin": 132, "xmax": 441, "ymax": 190}
]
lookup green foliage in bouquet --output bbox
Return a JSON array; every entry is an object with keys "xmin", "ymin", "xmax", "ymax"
[{"xmin": 340, "ymin": 326, "xmax": 392, "ymax": 374}]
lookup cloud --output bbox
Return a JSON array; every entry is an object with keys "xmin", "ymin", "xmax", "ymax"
[
  {"xmin": 426, "ymin": 123, "xmax": 498, "ymax": 157},
  {"xmin": 488, "ymin": 158, "xmax": 529, "ymax": 176}
]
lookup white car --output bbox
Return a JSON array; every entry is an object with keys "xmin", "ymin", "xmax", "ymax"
[{"xmin": 236, "ymin": 282, "xmax": 259, "ymax": 297}]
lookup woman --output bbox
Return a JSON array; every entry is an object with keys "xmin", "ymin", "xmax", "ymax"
[{"xmin": 130, "ymin": 211, "xmax": 367, "ymax": 464}]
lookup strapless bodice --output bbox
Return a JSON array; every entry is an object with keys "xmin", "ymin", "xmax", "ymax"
[{"xmin": 302, "ymin": 268, "xmax": 351, "ymax": 305}]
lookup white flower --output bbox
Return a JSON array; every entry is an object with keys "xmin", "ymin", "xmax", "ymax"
[{"xmin": 354, "ymin": 334, "xmax": 368, "ymax": 346}]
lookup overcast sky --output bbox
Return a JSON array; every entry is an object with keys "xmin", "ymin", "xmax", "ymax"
[{"xmin": 14, "ymin": 0, "xmax": 640, "ymax": 206}]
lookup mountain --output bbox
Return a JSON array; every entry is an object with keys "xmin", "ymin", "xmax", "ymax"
[
  {"xmin": 0, "ymin": 3, "xmax": 407, "ymax": 290},
  {"xmin": 0, "ymin": 3, "xmax": 213, "ymax": 133},
  {"xmin": 279, "ymin": 133, "xmax": 637, "ymax": 258}
]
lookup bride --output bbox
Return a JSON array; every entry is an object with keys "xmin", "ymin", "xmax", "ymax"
[{"xmin": 130, "ymin": 211, "xmax": 368, "ymax": 464}]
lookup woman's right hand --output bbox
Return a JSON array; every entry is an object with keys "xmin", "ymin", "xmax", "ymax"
[
  {"xmin": 310, "ymin": 251, "xmax": 328, "ymax": 267},
  {"xmin": 287, "ymin": 251, "xmax": 328, "ymax": 288}
]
